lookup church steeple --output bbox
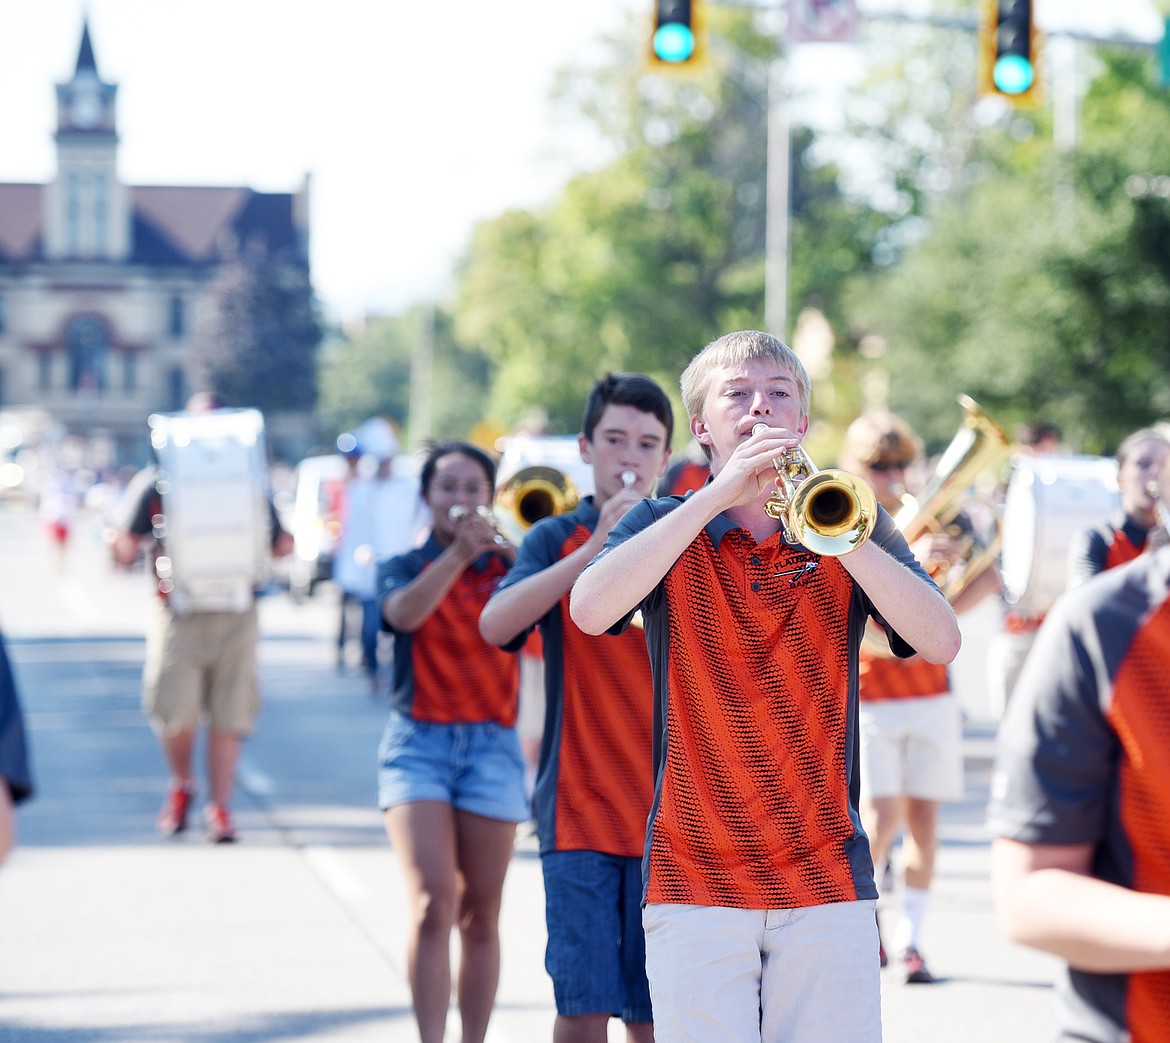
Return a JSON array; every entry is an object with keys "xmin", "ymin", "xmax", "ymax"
[
  {"xmin": 75, "ymin": 20, "xmax": 98, "ymax": 75},
  {"xmin": 46, "ymin": 18, "xmax": 130, "ymax": 261}
]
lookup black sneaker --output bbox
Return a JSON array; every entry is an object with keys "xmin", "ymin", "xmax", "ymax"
[{"xmin": 901, "ymin": 946, "xmax": 936, "ymax": 985}]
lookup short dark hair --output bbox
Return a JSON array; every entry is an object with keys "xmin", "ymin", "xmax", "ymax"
[
  {"xmin": 581, "ymin": 372, "xmax": 674, "ymax": 444},
  {"xmin": 418, "ymin": 440, "xmax": 498, "ymax": 498}
]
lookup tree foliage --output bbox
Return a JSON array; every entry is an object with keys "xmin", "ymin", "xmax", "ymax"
[
  {"xmin": 847, "ymin": 47, "xmax": 1170, "ymax": 454},
  {"xmin": 195, "ymin": 236, "xmax": 322, "ymax": 415},
  {"xmin": 449, "ymin": 8, "xmax": 884, "ymax": 440}
]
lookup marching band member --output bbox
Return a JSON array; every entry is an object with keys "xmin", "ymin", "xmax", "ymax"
[
  {"xmin": 1068, "ymin": 426, "xmax": 1170, "ymax": 587},
  {"xmin": 376, "ymin": 440, "xmax": 523, "ymax": 1043},
  {"xmin": 480, "ymin": 373, "xmax": 673, "ymax": 1043},
  {"xmin": 571, "ymin": 330, "xmax": 959, "ymax": 1043}
]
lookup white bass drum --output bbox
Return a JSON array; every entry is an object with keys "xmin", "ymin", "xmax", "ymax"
[{"xmin": 1000, "ymin": 454, "xmax": 1119, "ymax": 617}]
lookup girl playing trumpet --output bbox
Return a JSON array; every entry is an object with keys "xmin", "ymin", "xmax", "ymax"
[{"xmin": 375, "ymin": 439, "xmax": 525, "ymax": 1043}]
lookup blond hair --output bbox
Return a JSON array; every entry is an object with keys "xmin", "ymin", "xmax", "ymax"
[{"xmin": 680, "ymin": 330, "xmax": 811, "ymax": 428}]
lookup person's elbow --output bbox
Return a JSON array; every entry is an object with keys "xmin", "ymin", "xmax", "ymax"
[
  {"xmin": 478, "ymin": 604, "xmax": 518, "ymax": 647},
  {"xmin": 568, "ymin": 581, "xmax": 609, "ymax": 636},
  {"xmin": 918, "ymin": 605, "xmax": 962, "ymax": 664}
]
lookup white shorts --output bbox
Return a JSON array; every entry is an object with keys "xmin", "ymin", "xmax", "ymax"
[
  {"xmin": 858, "ymin": 693, "xmax": 963, "ymax": 803},
  {"xmin": 642, "ymin": 900, "xmax": 882, "ymax": 1043}
]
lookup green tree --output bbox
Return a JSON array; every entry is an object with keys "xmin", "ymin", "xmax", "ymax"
[
  {"xmin": 451, "ymin": 7, "xmax": 884, "ymax": 440},
  {"xmin": 195, "ymin": 235, "xmax": 322, "ymax": 415},
  {"xmin": 317, "ymin": 306, "xmax": 492, "ymax": 450},
  {"xmin": 847, "ymin": 46, "xmax": 1170, "ymax": 454}
]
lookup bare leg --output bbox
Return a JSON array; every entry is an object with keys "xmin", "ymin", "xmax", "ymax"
[
  {"xmin": 0, "ymin": 782, "xmax": 15, "ymax": 866},
  {"xmin": 860, "ymin": 794, "xmax": 906, "ymax": 892},
  {"xmin": 554, "ymin": 1014, "xmax": 611, "ymax": 1042},
  {"xmin": 902, "ymin": 798, "xmax": 940, "ymax": 891},
  {"xmin": 207, "ymin": 731, "xmax": 241, "ymax": 808},
  {"xmin": 386, "ymin": 802, "xmax": 459, "ymax": 1043},
  {"xmin": 161, "ymin": 729, "xmax": 197, "ymax": 790},
  {"xmin": 453, "ymin": 809, "xmax": 517, "ymax": 1043}
]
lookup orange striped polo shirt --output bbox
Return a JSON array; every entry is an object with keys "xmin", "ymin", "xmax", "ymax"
[
  {"xmin": 990, "ymin": 549, "xmax": 1170, "ymax": 1042},
  {"xmin": 379, "ymin": 536, "xmax": 519, "ymax": 726},
  {"xmin": 595, "ymin": 498, "xmax": 931, "ymax": 911},
  {"xmin": 492, "ymin": 502, "xmax": 654, "ymax": 857}
]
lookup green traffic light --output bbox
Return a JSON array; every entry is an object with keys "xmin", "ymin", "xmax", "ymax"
[
  {"xmin": 993, "ymin": 53, "xmax": 1034, "ymax": 94},
  {"xmin": 653, "ymin": 23, "xmax": 695, "ymax": 63}
]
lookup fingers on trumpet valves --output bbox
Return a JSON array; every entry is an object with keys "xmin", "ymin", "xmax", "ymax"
[{"xmin": 448, "ymin": 504, "xmax": 509, "ymax": 546}]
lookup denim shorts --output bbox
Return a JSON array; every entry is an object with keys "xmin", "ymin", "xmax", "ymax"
[
  {"xmin": 542, "ymin": 849, "xmax": 652, "ymax": 1022},
  {"xmin": 376, "ymin": 710, "xmax": 528, "ymax": 823}
]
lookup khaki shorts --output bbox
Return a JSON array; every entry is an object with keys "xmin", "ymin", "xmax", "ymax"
[
  {"xmin": 643, "ymin": 900, "xmax": 881, "ymax": 1043},
  {"xmin": 142, "ymin": 601, "xmax": 260, "ymax": 736},
  {"xmin": 858, "ymin": 693, "xmax": 963, "ymax": 803}
]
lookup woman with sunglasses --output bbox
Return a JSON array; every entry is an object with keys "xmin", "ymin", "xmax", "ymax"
[{"xmin": 839, "ymin": 411, "xmax": 1001, "ymax": 985}]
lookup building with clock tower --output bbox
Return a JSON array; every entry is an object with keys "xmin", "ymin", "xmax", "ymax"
[{"xmin": 0, "ymin": 20, "xmax": 313, "ymax": 468}]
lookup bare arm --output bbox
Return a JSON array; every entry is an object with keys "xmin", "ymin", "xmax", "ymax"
[
  {"xmin": 991, "ymin": 837, "xmax": 1170, "ymax": 973},
  {"xmin": 383, "ymin": 516, "xmax": 503, "ymax": 633},
  {"xmin": 110, "ymin": 531, "xmax": 143, "ymax": 568},
  {"xmin": 839, "ymin": 538, "xmax": 962, "ymax": 664},
  {"xmin": 570, "ymin": 461, "xmax": 759, "ymax": 636},
  {"xmin": 479, "ymin": 488, "xmax": 641, "ymax": 646}
]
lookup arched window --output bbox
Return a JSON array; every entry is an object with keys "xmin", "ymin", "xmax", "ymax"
[{"xmin": 66, "ymin": 315, "xmax": 110, "ymax": 394}]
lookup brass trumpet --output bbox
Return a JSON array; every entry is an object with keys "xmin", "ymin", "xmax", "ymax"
[
  {"xmin": 754, "ymin": 424, "xmax": 877, "ymax": 556},
  {"xmin": 448, "ymin": 504, "xmax": 510, "ymax": 547}
]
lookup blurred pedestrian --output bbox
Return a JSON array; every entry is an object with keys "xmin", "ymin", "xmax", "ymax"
[
  {"xmin": 376, "ymin": 440, "xmax": 525, "ymax": 1043},
  {"xmin": 571, "ymin": 331, "xmax": 960, "ymax": 1043},
  {"xmin": 989, "ymin": 539, "xmax": 1170, "ymax": 1042},
  {"xmin": 333, "ymin": 416, "xmax": 424, "ymax": 691},
  {"xmin": 0, "ymin": 627, "xmax": 34, "ymax": 867},
  {"xmin": 839, "ymin": 411, "xmax": 1001, "ymax": 984},
  {"xmin": 1067, "ymin": 426, "xmax": 1170, "ymax": 588},
  {"xmin": 479, "ymin": 373, "xmax": 674, "ymax": 1042},
  {"xmin": 38, "ymin": 469, "xmax": 78, "ymax": 569},
  {"xmin": 111, "ymin": 392, "xmax": 292, "ymax": 844}
]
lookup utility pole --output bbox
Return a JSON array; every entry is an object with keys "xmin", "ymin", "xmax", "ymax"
[{"xmin": 764, "ymin": 55, "xmax": 790, "ymax": 340}]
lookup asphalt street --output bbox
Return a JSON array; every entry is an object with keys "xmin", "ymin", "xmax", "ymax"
[{"xmin": 0, "ymin": 498, "xmax": 1061, "ymax": 1042}]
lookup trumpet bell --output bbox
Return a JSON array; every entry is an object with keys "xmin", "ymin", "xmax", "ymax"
[
  {"xmin": 494, "ymin": 465, "xmax": 580, "ymax": 544},
  {"xmin": 787, "ymin": 470, "xmax": 878, "ymax": 557}
]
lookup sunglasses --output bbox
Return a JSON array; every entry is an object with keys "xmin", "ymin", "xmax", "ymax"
[{"xmin": 868, "ymin": 459, "xmax": 912, "ymax": 473}]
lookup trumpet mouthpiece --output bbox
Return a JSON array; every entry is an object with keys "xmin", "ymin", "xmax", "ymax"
[
  {"xmin": 752, "ymin": 423, "xmax": 769, "ymax": 436},
  {"xmin": 448, "ymin": 505, "xmax": 470, "ymax": 522},
  {"xmin": 621, "ymin": 470, "xmax": 636, "ymax": 490}
]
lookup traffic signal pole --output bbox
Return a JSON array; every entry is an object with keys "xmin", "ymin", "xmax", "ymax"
[{"xmin": 765, "ymin": 57, "xmax": 790, "ymax": 339}]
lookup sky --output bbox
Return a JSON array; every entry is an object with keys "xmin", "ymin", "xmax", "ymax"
[
  {"xmin": 0, "ymin": 0, "xmax": 640, "ymax": 323},
  {"xmin": 2, "ymin": 1, "xmax": 1162, "ymax": 327}
]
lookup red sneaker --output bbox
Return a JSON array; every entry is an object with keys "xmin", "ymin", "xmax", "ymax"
[
  {"xmin": 158, "ymin": 785, "xmax": 193, "ymax": 836},
  {"xmin": 203, "ymin": 803, "xmax": 237, "ymax": 844}
]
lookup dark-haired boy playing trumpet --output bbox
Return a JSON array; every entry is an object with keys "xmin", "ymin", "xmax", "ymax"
[
  {"xmin": 480, "ymin": 372, "xmax": 673, "ymax": 1043},
  {"xmin": 570, "ymin": 331, "xmax": 960, "ymax": 1043}
]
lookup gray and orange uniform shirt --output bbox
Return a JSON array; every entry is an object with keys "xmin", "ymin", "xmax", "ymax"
[
  {"xmin": 491, "ymin": 498, "xmax": 654, "ymax": 858},
  {"xmin": 377, "ymin": 534, "xmax": 519, "ymax": 726},
  {"xmin": 988, "ymin": 547, "xmax": 1170, "ymax": 1043},
  {"xmin": 1068, "ymin": 514, "xmax": 1151, "ymax": 588},
  {"xmin": 589, "ymin": 494, "xmax": 936, "ymax": 910}
]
